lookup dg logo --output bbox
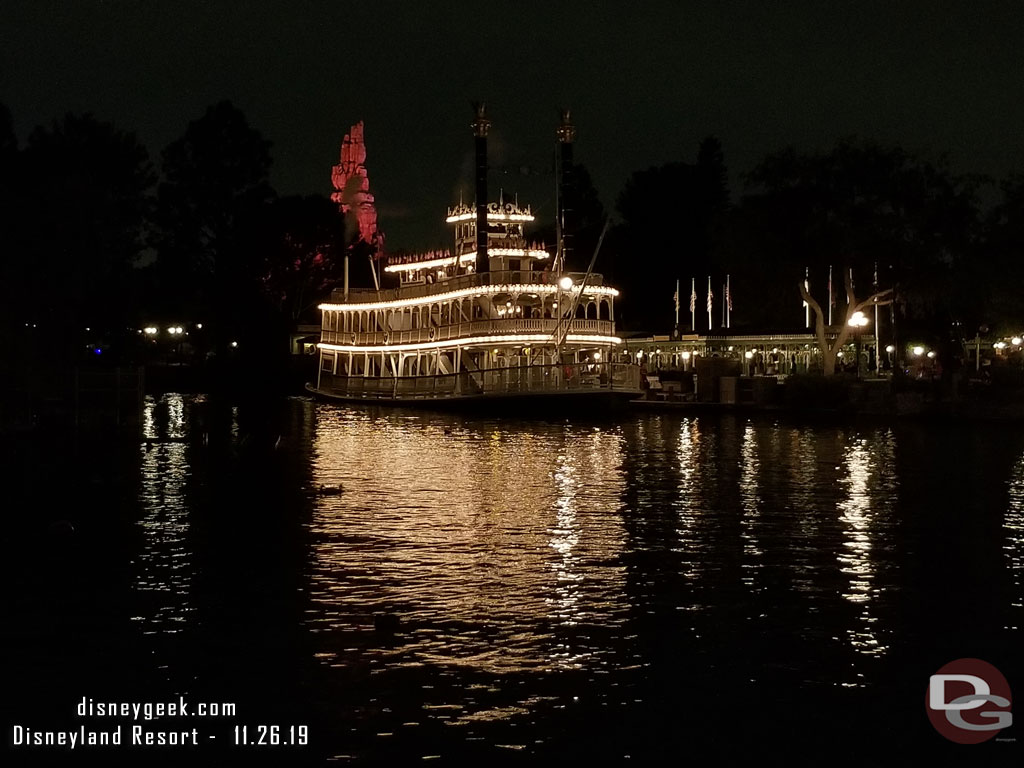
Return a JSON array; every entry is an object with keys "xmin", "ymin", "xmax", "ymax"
[{"xmin": 926, "ymin": 658, "xmax": 1013, "ymax": 744}]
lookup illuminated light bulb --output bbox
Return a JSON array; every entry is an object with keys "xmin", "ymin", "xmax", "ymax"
[
  {"xmin": 593, "ymin": 352, "xmax": 601, "ymax": 361},
  {"xmin": 231, "ymin": 341, "xmax": 238, "ymax": 348},
  {"xmin": 912, "ymin": 346, "xmax": 925, "ymax": 356},
  {"xmin": 926, "ymin": 351, "xmax": 936, "ymax": 359},
  {"xmin": 885, "ymin": 345, "xmax": 895, "ymax": 353},
  {"xmin": 744, "ymin": 351, "xmax": 753, "ymax": 359},
  {"xmin": 1013, "ymin": 337, "xmax": 1022, "ymax": 346},
  {"xmin": 559, "ymin": 276, "xmax": 574, "ymax": 291},
  {"xmin": 682, "ymin": 351, "xmax": 691, "ymax": 360}
]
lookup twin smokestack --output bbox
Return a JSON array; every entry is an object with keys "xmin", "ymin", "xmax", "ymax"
[{"xmin": 469, "ymin": 104, "xmax": 576, "ymax": 273}]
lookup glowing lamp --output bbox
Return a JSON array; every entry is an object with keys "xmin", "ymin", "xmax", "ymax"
[
  {"xmin": 682, "ymin": 351, "xmax": 691, "ymax": 361},
  {"xmin": 927, "ymin": 351, "xmax": 936, "ymax": 359},
  {"xmin": 558, "ymin": 276, "xmax": 574, "ymax": 291},
  {"xmin": 885, "ymin": 345, "xmax": 895, "ymax": 353},
  {"xmin": 744, "ymin": 351, "xmax": 753, "ymax": 359},
  {"xmin": 593, "ymin": 352, "xmax": 601, "ymax": 361},
  {"xmin": 1013, "ymin": 337, "xmax": 1022, "ymax": 346},
  {"xmin": 912, "ymin": 346, "xmax": 925, "ymax": 356},
  {"xmin": 230, "ymin": 341, "xmax": 238, "ymax": 348}
]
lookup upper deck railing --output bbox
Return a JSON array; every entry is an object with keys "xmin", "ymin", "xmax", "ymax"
[
  {"xmin": 329, "ymin": 270, "xmax": 609, "ymax": 305},
  {"xmin": 322, "ymin": 318, "xmax": 615, "ymax": 347}
]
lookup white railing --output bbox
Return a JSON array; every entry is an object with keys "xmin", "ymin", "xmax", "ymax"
[
  {"xmin": 322, "ymin": 318, "xmax": 614, "ymax": 347},
  {"xmin": 317, "ymin": 362, "xmax": 641, "ymax": 401},
  {"xmin": 333, "ymin": 270, "xmax": 606, "ymax": 304}
]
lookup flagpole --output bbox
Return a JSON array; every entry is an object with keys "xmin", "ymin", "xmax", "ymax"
[
  {"xmin": 722, "ymin": 283, "xmax": 726, "ymax": 327},
  {"xmin": 707, "ymin": 276, "xmax": 713, "ymax": 330},
  {"xmin": 873, "ymin": 262, "xmax": 879, "ymax": 374},
  {"xmin": 690, "ymin": 277, "xmax": 696, "ymax": 332},
  {"xmin": 726, "ymin": 274, "xmax": 731, "ymax": 328},
  {"xmin": 674, "ymin": 278, "xmax": 680, "ymax": 328}
]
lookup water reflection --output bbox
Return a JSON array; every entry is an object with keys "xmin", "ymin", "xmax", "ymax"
[
  {"xmin": 307, "ymin": 408, "xmax": 629, "ymax": 687},
  {"xmin": 674, "ymin": 418, "xmax": 704, "ymax": 583},
  {"xmin": 739, "ymin": 423, "xmax": 763, "ymax": 592},
  {"xmin": 1007, "ymin": 452, "xmax": 1024, "ymax": 629},
  {"xmin": 97, "ymin": 400, "xmax": 1024, "ymax": 759},
  {"xmin": 837, "ymin": 433, "xmax": 895, "ymax": 671},
  {"xmin": 133, "ymin": 395, "xmax": 194, "ymax": 650}
]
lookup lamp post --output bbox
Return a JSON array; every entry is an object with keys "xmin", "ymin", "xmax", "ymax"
[{"xmin": 848, "ymin": 311, "xmax": 870, "ymax": 378}]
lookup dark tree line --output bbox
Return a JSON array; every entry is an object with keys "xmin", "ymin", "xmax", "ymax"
[
  {"xmin": 611, "ymin": 136, "xmax": 1023, "ymax": 350},
  {"xmin": 1, "ymin": 98, "xmax": 1021, "ymax": 374},
  {"xmin": 0, "ymin": 100, "xmax": 353, "ymax": 374}
]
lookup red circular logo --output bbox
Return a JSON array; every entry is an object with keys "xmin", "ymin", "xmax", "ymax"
[{"xmin": 925, "ymin": 658, "xmax": 1013, "ymax": 744}]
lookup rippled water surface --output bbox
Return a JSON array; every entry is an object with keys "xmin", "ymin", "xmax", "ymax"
[{"xmin": 3, "ymin": 395, "xmax": 1023, "ymax": 763}]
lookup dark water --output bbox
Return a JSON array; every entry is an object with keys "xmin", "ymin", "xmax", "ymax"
[{"xmin": 3, "ymin": 395, "xmax": 1023, "ymax": 764}]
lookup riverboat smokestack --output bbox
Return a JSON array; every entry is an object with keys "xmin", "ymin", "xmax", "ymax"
[
  {"xmin": 471, "ymin": 102, "xmax": 491, "ymax": 272},
  {"xmin": 557, "ymin": 109, "xmax": 576, "ymax": 270}
]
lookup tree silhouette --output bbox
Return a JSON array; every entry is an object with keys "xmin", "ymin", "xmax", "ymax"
[
  {"xmin": 735, "ymin": 139, "xmax": 981, "ymax": 370},
  {"xmin": 155, "ymin": 101, "xmax": 274, "ymax": 348},
  {"xmin": 259, "ymin": 195, "xmax": 347, "ymax": 323},
  {"xmin": 12, "ymin": 112, "xmax": 154, "ymax": 345},
  {"xmin": 979, "ymin": 174, "xmax": 1024, "ymax": 334},
  {"xmin": 613, "ymin": 136, "xmax": 729, "ymax": 330}
]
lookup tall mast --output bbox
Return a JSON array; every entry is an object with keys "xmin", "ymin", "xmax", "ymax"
[
  {"xmin": 471, "ymin": 103, "xmax": 490, "ymax": 273},
  {"xmin": 556, "ymin": 109, "xmax": 576, "ymax": 272}
]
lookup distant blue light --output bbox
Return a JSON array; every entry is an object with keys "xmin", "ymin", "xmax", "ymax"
[{"xmin": 94, "ymin": 348, "xmax": 102, "ymax": 355}]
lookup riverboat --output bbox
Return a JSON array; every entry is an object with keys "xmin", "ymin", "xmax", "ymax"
[{"xmin": 307, "ymin": 109, "xmax": 641, "ymax": 405}]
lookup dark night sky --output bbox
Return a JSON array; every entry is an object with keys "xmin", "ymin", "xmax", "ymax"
[{"xmin": 3, "ymin": 1, "xmax": 1024, "ymax": 249}]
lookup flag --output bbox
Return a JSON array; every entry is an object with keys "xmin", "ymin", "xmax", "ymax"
[
  {"xmin": 689, "ymin": 282, "xmax": 696, "ymax": 313},
  {"xmin": 726, "ymin": 277, "xmax": 733, "ymax": 312},
  {"xmin": 673, "ymin": 284, "xmax": 680, "ymax": 312},
  {"xmin": 707, "ymin": 282, "xmax": 713, "ymax": 313},
  {"xmin": 828, "ymin": 265, "xmax": 835, "ymax": 307}
]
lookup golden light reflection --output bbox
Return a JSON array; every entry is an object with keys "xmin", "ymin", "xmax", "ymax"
[
  {"xmin": 739, "ymin": 424, "xmax": 763, "ymax": 592},
  {"xmin": 307, "ymin": 407, "xmax": 628, "ymax": 678},
  {"xmin": 1005, "ymin": 454, "xmax": 1024, "ymax": 630},
  {"xmin": 674, "ymin": 418, "xmax": 703, "ymax": 582},
  {"xmin": 836, "ymin": 433, "xmax": 894, "ymax": 667},
  {"xmin": 133, "ymin": 395, "xmax": 193, "ymax": 647}
]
